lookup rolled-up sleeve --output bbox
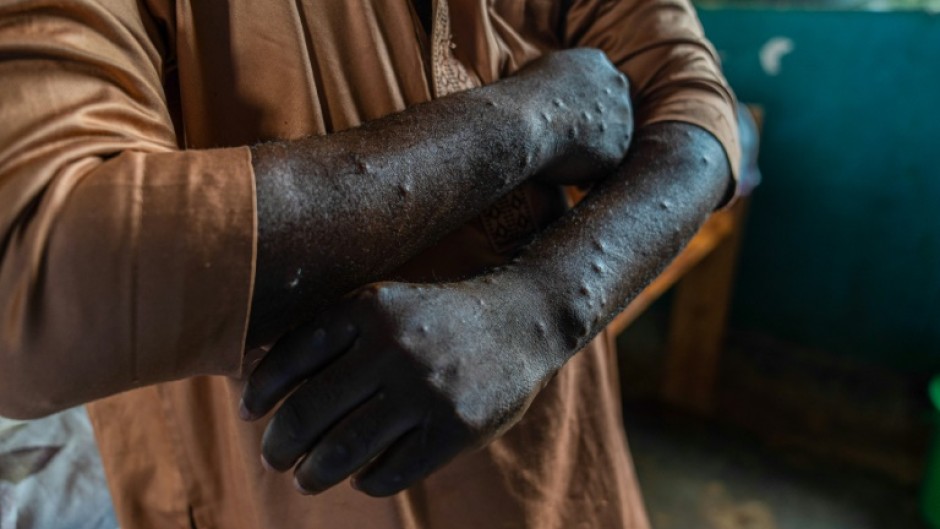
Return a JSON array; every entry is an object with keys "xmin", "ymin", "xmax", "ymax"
[
  {"xmin": 564, "ymin": 0, "xmax": 741, "ymax": 184},
  {"xmin": 0, "ymin": 0, "xmax": 256, "ymax": 418}
]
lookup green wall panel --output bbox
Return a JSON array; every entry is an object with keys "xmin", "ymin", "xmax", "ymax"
[{"xmin": 697, "ymin": 8, "xmax": 940, "ymax": 371}]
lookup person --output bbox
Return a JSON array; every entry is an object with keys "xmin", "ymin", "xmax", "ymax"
[{"xmin": 0, "ymin": 0, "xmax": 739, "ymax": 527}]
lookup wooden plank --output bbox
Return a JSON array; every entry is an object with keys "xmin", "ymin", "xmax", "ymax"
[{"xmin": 660, "ymin": 198, "xmax": 750, "ymax": 414}]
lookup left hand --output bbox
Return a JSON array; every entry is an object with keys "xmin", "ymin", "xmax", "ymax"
[{"xmin": 239, "ymin": 275, "xmax": 563, "ymax": 497}]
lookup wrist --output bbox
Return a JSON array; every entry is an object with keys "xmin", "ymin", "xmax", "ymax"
[{"xmin": 480, "ymin": 266, "xmax": 574, "ymax": 373}]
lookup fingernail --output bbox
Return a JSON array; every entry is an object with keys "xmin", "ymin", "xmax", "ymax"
[
  {"xmin": 294, "ymin": 476, "xmax": 313, "ymax": 495},
  {"xmin": 238, "ymin": 399, "xmax": 253, "ymax": 421},
  {"xmin": 261, "ymin": 454, "xmax": 275, "ymax": 472}
]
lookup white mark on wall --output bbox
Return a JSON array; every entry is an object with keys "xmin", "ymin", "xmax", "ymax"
[{"xmin": 759, "ymin": 37, "xmax": 795, "ymax": 76}]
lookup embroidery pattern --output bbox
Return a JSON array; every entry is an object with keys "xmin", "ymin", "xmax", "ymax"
[
  {"xmin": 480, "ymin": 187, "xmax": 539, "ymax": 254},
  {"xmin": 430, "ymin": 0, "xmax": 477, "ymax": 98},
  {"xmin": 429, "ymin": 0, "xmax": 537, "ymax": 255}
]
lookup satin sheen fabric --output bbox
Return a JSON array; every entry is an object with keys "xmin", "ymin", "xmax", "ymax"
[{"xmin": 0, "ymin": 0, "xmax": 739, "ymax": 527}]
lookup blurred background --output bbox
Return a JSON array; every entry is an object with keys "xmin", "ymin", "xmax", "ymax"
[{"xmin": 616, "ymin": 0, "xmax": 940, "ymax": 527}]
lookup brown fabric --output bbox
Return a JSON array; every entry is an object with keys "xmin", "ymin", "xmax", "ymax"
[
  {"xmin": 0, "ymin": 0, "xmax": 256, "ymax": 417},
  {"xmin": 0, "ymin": 0, "xmax": 740, "ymax": 527},
  {"xmin": 88, "ymin": 331, "xmax": 644, "ymax": 529}
]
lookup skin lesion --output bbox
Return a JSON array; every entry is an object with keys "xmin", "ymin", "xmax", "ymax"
[
  {"xmin": 253, "ymin": 120, "xmax": 727, "ymax": 496},
  {"xmin": 240, "ymin": 39, "xmax": 730, "ymax": 494},
  {"xmin": 245, "ymin": 49, "xmax": 634, "ymax": 348}
]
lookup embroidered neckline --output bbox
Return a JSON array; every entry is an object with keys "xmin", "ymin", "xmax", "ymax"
[{"xmin": 430, "ymin": 0, "xmax": 477, "ymax": 98}]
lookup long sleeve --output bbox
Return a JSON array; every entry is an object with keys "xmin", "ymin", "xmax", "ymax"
[
  {"xmin": 563, "ymin": 0, "xmax": 741, "ymax": 185},
  {"xmin": 0, "ymin": 0, "xmax": 256, "ymax": 419}
]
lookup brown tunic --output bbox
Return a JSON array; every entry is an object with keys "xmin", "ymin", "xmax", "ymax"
[{"xmin": 0, "ymin": 0, "xmax": 739, "ymax": 527}]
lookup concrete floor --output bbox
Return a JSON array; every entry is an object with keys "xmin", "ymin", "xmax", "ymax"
[
  {"xmin": 623, "ymin": 402, "xmax": 929, "ymax": 529},
  {"xmin": 615, "ymin": 296, "xmax": 934, "ymax": 529}
]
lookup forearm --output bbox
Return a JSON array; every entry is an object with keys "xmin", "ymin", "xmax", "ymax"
[
  {"xmin": 237, "ymin": 121, "xmax": 731, "ymax": 495},
  {"xmin": 510, "ymin": 122, "xmax": 731, "ymax": 365},
  {"xmin": 248, "ymin": 87, "xmax": 544, "ymax": 345},
  {"xmin": 248, "ymin": 50, "xmax": 633, "ymax": 346}
]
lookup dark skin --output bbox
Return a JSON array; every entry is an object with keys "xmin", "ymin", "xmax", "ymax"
[
  {"xmin": 246, "ymin": 49, "xmax": 634, "ymax": 348},
  {"xmin": 241, "ymin": 117, "xmax": 731, "ymax": 496}
]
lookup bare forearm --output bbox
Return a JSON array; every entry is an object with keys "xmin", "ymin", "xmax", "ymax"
[
  {"xmin": 237, "ymin": 122, "xmax": 731, "ymax": 495},
  {"xmin": 247, "ymin": 50, "xmax": 634, "ymax": 346},
  {"xmin": 510, "ymin": 122, "xmax": 732, "ymax": 363},
  {"xmin": 249, "ymin": 91, "xmax": 532, "ymax": 345}
]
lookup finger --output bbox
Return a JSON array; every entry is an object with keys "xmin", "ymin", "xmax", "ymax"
[
  {"xmin": 240, "ymin": 319, "xmax": 357, "ymax": 421},
  {"xmin": 293, "ymin": 393, "xmax": 420, "ymax": 495},
  {"xmin": 261, "ymin": 345, "xmax": 379, "ymax": 471},
  {"xmin": 352, "ymin": 422, "xmax": 465, "ymax": 497}
]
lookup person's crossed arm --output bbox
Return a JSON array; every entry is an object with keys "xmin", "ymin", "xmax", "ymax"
[
  {"xmin": 0, "ymin": 0, "xmax": 630, "ymax": 419},
  {"xmin": 246, "ymin": 50, "xmax": 634, "ymax": 348},
  {"xmin": 239, "ymin": 0, "xmax": 740, "ymax": 498}
]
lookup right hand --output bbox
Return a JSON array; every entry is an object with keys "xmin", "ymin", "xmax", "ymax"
[
  {"xmin": 515, "ymin": 48, "xmax": 634, "ymax": 185},
  {"xmin": 240, "ymin": 272, "xmax": 563, "ymax": 498}
]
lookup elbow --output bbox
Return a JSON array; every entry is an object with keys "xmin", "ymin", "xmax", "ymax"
[
  {"xmin": 0, "ymin": 160, "xmax": 129, "ymax": 420},
  {"xmin": 0, "ymin": 379, "xmax": 73, "ymax": 421},
  {"xmin": 0, "ymin": 278, "xmax": 65, "ymax": 420},
  {"xmin": 0, "ymin": 342, "xmax": 75, "ymax": 421},
  {"xmin": 0, "ymin": 404, "xmax": 59, "ymax": 422},
  {"xmin": 0, "ymin": 281, "xmax": 117, "ymax": 420},
  {"xmin": 0, "ymin": 390, "xmax": 56, "ymax": 423},
  {"xmin": 0, "ymin": 304, "xmax": 80, "ymax": 420}
]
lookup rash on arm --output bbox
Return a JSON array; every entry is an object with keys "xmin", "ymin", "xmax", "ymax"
[
  {"xmin": 508, "ymin": 121, "xmax": 731, "ymax": 364},
  {"xmin": 247, "ymin": 50, "xmax": 634, "ymax": 347}
]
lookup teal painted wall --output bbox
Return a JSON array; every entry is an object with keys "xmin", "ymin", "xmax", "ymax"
[{"xmin": 696, "ymin": 8, "xmax": 940, "ymax": 372}]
